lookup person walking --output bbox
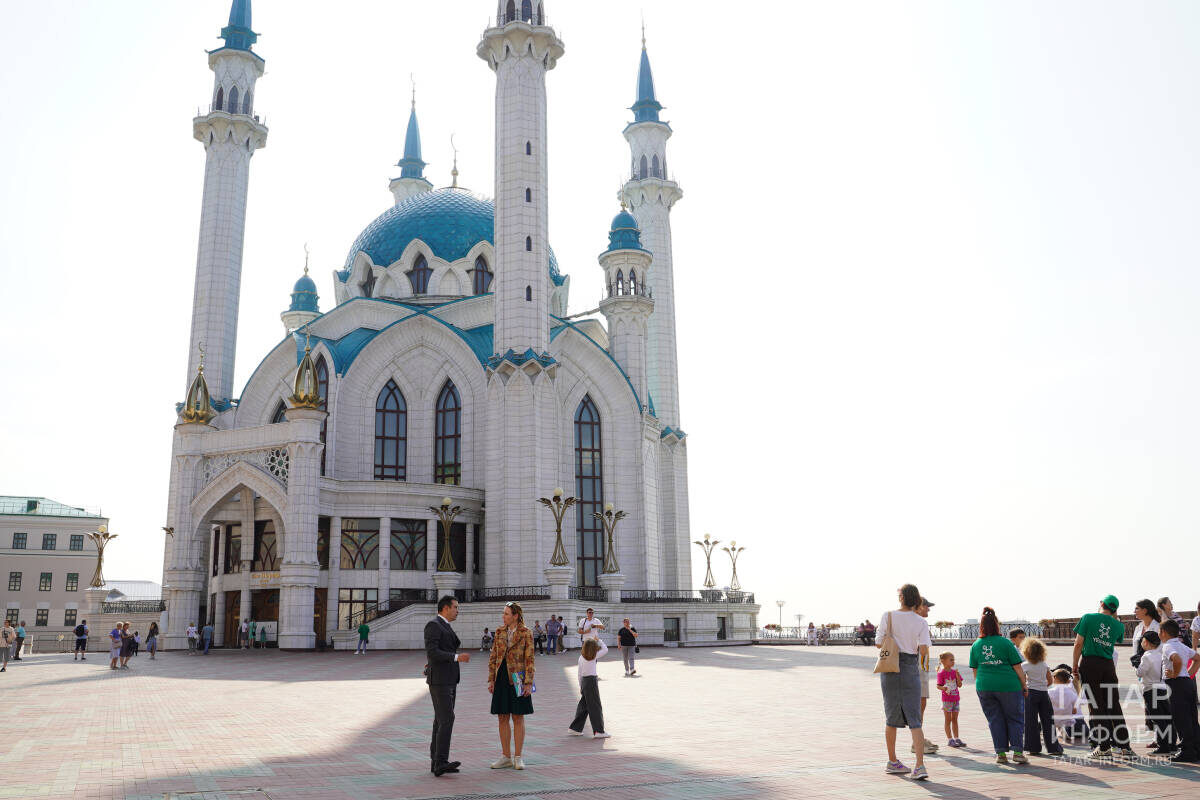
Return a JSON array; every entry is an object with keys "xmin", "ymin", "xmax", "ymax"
[
  {"xmin": 913, "ymin": 598, "xmax": 939, "ymax": 754},
  {"xmin": 108, "ymin": 622, "xmax": 123, "ymax": 669},
  {"xmin": 132, "ymin": 631, "xmax": 141, "ymax": 657},
  {"xmin": 356, "ymin": 621, "xmax": 370, "ymax": 654},
  {"xmin": 807, "ymin": 622, "xmax": 817, "ymax": 646},
  {"xmin": 533, "ymin": 621, "xmax": 545, "ymax": 655},
  {"xmin": 618, "ymin": 618, "xmax": 638, "ymax": 676},
  {"xmin": 877, "ymin": 583, "xmax": 932, "ymax": 781},
  {"xmin": 557, "ymin": 616, "xmax": 568, "ymax": 653},
  {"xmin": 119, "ymin": 622, "xmax": 135, "ymax": 669},
  {"xmin": 488, "ymin": 601, "xmax": 536, "ymax": 770},
  {"xmin": 1072, "ymin": 595, "xmax": 1134, "ymax": 758},
  {"xmin": 201, "ymin": 621, "xmax": 214, "ymax": 655},
  {"xmin": 239, "ymin": 618, "xmax": 249, "ymax": 649},
  {"xmin": 546, "ymin": 617, "xmax": 559, "ymax": 655},
  {"xmin": 970, "ymin": 607, "xmax": 1028, "ymax": 764},
  {"xmin": 425, "ymin": 595, "xmax": 470, "ymax": 777},
  {"xmin": 578, "ymin": 608, "xmax": 604, "ymax": 643},
  {"xmin": 1, "ymin": 620, "xmax": 15, "ymax": 672},
  {"xmin": 73, "ymin": 620, "xmax": 89, "ymax": 661},
  {"xmin": 147, "ymin": 622, "xmax": 159, "ymax": 660},
  {"xmin": 569, "ymin": 637, "xmax": 611, "ymax": 738},
  {"xmin": 13, "ymin": 621, "xmax": 25, "ymax": 661},
  {"xmin": 186, "ymin": 622, "xmax": 198, "ymax": 654}
]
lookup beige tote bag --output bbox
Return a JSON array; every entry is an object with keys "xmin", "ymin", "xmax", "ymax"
[{"xmin": 873, "ymin": 611, "xmax": 900, "ymax": 674}]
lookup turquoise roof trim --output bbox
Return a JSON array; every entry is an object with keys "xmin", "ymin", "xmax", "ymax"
[
  {"xmin": 550, "ymin": 316, "xmax": 642, "ymax": 412},
  {"xmin": 660, "ymin": 426, "xmax": 687, "ymax": 440},
  {"xmin": 342, "ymin": 188, "xmax": 564, "ymax": 287}
]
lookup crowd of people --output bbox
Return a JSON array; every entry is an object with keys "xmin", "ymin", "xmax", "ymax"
[{"xmin": 877, "ymin": 584, "xmax": 1200, "ymax": 781}]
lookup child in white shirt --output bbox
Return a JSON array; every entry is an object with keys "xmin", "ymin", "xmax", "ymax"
[
  {"xmin": 1048, "ymin": 669, "xmax": 1088, "ymax": 744},
  {"xmin": 568, "ymin": 638, "xmax": 610, "ymax": 738},
  {"xmin": 1135, "ymin": 631, "xmax": 1174, "ymax": 753}
]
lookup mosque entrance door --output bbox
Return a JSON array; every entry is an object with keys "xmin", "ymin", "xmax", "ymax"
[
  {"xmin": 223, "ymin": 591, "xmax": 241, "ymax": 646},
  {"xmin": 251, "ymin": 589, "xmax": 279, "ymax": 623},
  {"xmin": 313, "ymin": 588, "xmax": 327, "ymax": 646}
]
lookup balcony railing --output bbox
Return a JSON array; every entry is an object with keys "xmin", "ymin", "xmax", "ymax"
[
  {"xmin": 621, "ymin": 589, "xmax": 756, "ymax": 604},
  {"xmin": 100, "ymin": 598, "xmax": 165, "ymax": 614},
  {"xmin": 569, "ymin": 585, "xmax": 607, "ymax": 602},
  {"xmin": 470, "ymin": 586, "xmax": 551, "ymax": 602}
]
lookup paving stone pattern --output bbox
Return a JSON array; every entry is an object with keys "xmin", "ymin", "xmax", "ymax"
[{"xmin": 3, "ymin": 644, "xmax": 1199, "ymax": 799}]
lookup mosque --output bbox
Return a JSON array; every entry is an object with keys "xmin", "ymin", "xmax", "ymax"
[{"xmin": 162, "ymin": 0, "xmax": 758, "ymax": 649}]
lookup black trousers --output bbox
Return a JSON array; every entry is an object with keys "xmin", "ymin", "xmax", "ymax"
[
  {"xmin": 1024, "ymin": 688, "xmax": 1059, "ymax": 753},
  {"xmin": 1078, "ymin": 656, "xmax": 1129, "ymax": 750},
  {"xmin": 429, "ymin": 684, "xmax": 457, "ymax": 767},
  {"xmin": 569, "ymin": 675, "xmax": 605, "ymax": 734},
  {"xmin": 1166, "ymin": 677, "xmax": 1200, "ymax": 759},
  {"xmin": 1143, "ymin": 687, "xmax": 1176, "ymax": 750}
]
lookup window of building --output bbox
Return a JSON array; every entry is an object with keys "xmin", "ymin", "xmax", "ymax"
[
  {"xmin": 525, "ymin": 140, "xmax": 532, "ymax": 155},
  {"xmin": 7, "ymin": 572, "xmax": 19, "ymax": 591},
  {"xmin": 317, "ymin": 516, "xmax": 330, "ymax": 570},
  {"xmin": 253, "ymin": 520, "xmax": 278, "ymax": 572},
  {"xmin": 11, "ymin": 532, "xmax": 26, "ymax": 549},
  {"xmin": 39, "ymin": 573, "xmax": 52, "ymax": 592},
  {"xmin": 390, "ymin": 519, "xmax": 427, "ymax": 571},
  {"xmin": 360, "ymin": 269, "xmax": 376, "ymax": 298},
  {"xmin": 663, "ymin": 617, "xmax": 681, "ymax": 642},
  {"xmin": 536, "ymin": 1, "xmax": 544, "ymax": 25},
  {"xmin": 640, "ymin": 155, "xmax": 648, "ymax": 179},
  {"xmin": 212, "ymin": 527, "xmax": 220, "ymax": 577},
  {"xmin": 243, "ymin": 91, "xmax": 253, "ymax": 115},
  {"xmin": 522, "ymin": 0, "xmax": 533, "ymax": 22},
  {"xmin": 652, "ymin": 154, "xmax": 661, "ymax": 178},
  {"xmin": 505, "ymin": 0, "xmax": 516, "ymax": 23},
  {"xmin": 525, "ymin": 236, "xmax": 532, "ymax": 252},
  {"xmin": 436, "ymin": 522, "xmax": 467, "ymax": 574},
  {"xmin": 271, "ymin": 401, "xmax": 287, "ymax": 423},
  {"xmin": 616, "ymin": 270, "xmax": 625, "ymax": 295},
  {"xmin": 629, "ymin": 269, "xmax": 638, "ymax": 295},
  {"xmin": 525, "ymin": 285, "xmax": 532, "ymax": 301},
  {"xmin": 69, "ymin": 534, "xmax": 84, "ymax": 551},
  {"xmin": 41, "ymin": 533, "xmax": 56, "ymax": 550},
  {"xmin": 65, "ymin": 573, "xmax": 78, "ymax": 592},
  {"xmin": 340, "ymin": 519, "xmax": 380, "ymax": 570},
  {"xmin": 215, "ymin": 86, "xmax": 223, "ymax": 111},
  {"xmin": 4, "ymin": 609, "xmax": 18, "ymax": 625},
  {"xmin": 434, "ymin": 381, "xmax": 462, "ymax": 485},
  {"xmin": 574, "ymin": 395, "xmax": 604, "ymax": 587},
  {"xmin": 472, "ymin": 255, "xmax": 493, "ymax": 294},
  {"xmin": 374, "ymin": 379, "xmax": 407, "ymax": 480},
  {"xmin": 337, "ymin": 588, "xmax": 377, "ymax": 631},
  {"xmin": 35, "ymin": 609, "xmax": 49, "ymax": 627},
  {"xmin": 64, "ymin": 609, "xmax": 77, "ymax": 627},
  {"xmin": 525, "ymin": 187, "xmax": 532, "ymax": 202},
  {"xmin": 316, "ymin": 356, "xmax": 329, "ymax": 476},
  {"xmin": 224, "ymin": 524, "xmax": 242, "ymax": 574},
  {"xmin": 229, "ymin": 86, "xmax": 240, "ymax": 114},
  {"xmin": 408, "ymin": 254, "xmax": 432, "ymax": 294}
]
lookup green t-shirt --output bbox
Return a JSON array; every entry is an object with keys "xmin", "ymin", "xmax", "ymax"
[
  {"xmin": 1073, "ymin": 613, "xmax": 1123, "ymax": 659},
  {"xmin": 358, "ymin": 623, "xmax": 370, "ymax": 639},
  {"xmin": 968, "ymin": 635, "xmax": 1023, "ymax": 692}
]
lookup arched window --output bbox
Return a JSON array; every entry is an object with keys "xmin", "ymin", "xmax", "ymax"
[
  {"xmin": 408, "ymin": 254, "xmax": 432, "ymax": 294},
  {"xmin": 252, "ymin": 520, "xmax": 278, "ymax": 571},
  {"xmin": 640, "ymin": 155, "xmax": 648, "ymax": 179},
  {"xmin": 525, "ymin": 187, "xmax": 532, "ymax": 202},
  {"xmin": 434, "ymin": 381, "xmax": 462, "ymax": 486},
  {"xmin": 215, "ymin": 87, "xmax": 224, "ymax": 111},
  {"xmin": 242, "ymin": 91, "xmax": 253, "ymax": 115},
  {"xmin": 472, "ymin": 255, "xmax": 493, "ymax": 294},
  {"xmin": 616, "ymin": 270, "xmax": 625, "ymax": 295},
  {"xmin": 229, "ymin": 87, "xmax": 240, "ymax": 115},
  {"xmin": 506, "ymin": 0, "xmax": 516, "ymax": 23},
  {"xmin": 526, "ymin": 141, "xmax": 532, "ymax": 155},
  {"xmin": 525, "ymin": 236, "xmax": 532, "ymax": 252},
  {"xmin": 537, "ymin": 2, "xmax": 544, "ymax": 24},
  {"xmin": 271, "ymin": 401, "xmax": 286, "ymax": 424},
  {"xmin": 652, "ymin": 155, "xmax": 661, "ymax": 178},
  {"xmin": 359, "ymin": 270, "xmax": 376, "ymax": 298},
  {"xmin": 629, "ymin": 270, "xmax": 638, "ymax": 295},
  {"xmin": 525, "ymin": 285, "xmax": 532, "ymax": 301},
  {"xmin": 316, "ymin": 356, "xmax": 329, "ymax": 475},
  {"xmin": 374, "ymin": 379, "xmax": 407, "ymax": 481},
  {"xmin": 521, "ymin": 0, "xmax": 533, "ymax": 22},
  {"xmin": 574, "ymin": 395, "xmax": 604, "ymax": 587}
]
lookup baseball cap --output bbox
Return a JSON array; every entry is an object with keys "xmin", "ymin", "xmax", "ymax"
[
  {"xmin": 1101, "ymin": 594, "xmax": 1119, "ymax": 611},
  {"xmin": 921, "ymin": 598, "xmax": 935, "ymax": 607}
]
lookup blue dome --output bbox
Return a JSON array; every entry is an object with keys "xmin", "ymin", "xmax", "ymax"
[
  {"xmin": 611, "ymin": 209, "xmax": 638, "ymax": 231},
  {"xmin": 289, "ymin": 273, "xmax": 320, "ymax": 312},
  {"xmin": 606, "ymin": 208, "xmax": 646, "ymax": 252},
  {"xmin": 344, "ymin": 188, "xmax": 564, "ymax": 286}
]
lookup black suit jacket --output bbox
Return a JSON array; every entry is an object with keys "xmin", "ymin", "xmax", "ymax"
[{"xmin": 425, "ymin": 616, "xmax": 461, "ymax": 686}]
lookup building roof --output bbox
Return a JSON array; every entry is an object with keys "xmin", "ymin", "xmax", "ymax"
[
  {"xmin": 341, "ymin": 188, "xmax": 564, "ymax": 287},
  {"xmin": 606, "ymin": 208, "xmax": 648, "ymax": 252},
  {"xmin": 99, "ymin": 580, "xmax": 162, "ymax": 600},
  {"xmin": 0, "ymin": 496, "xmax": 104, "ymax": 519}
]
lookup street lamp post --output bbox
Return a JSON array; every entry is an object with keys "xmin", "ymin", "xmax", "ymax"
[
  {"xmin": 693, "ymin": 533, "xmax": 719, "ymax": 590},
  {"xmin": 537, "ymin": 488, "xmax": 577, "ymax": 567},
  {"xmin": 722, "ymin": 540, "xmax": 745, "ymax": 592},
  {"xmin": 776, "ymin": 600, "xmax": 785, "ymax": 629},
  {"xmin": 594, "ymin": 503, "xmax": 626, "ymax": 574},
  {"xmin": 429, "ymin": 498, "xmax": 462, "ymax": 572},
  {"xmin": 86, "ymin": 525, "xmax": 118, "ymax": 588}
]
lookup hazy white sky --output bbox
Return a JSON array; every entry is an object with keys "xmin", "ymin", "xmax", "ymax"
[{"xmin": 3, "ymin": 1, "xmax": 1200, "ymax": 630}]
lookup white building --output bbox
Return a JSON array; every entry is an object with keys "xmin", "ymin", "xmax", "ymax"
[{"xmin": 161, "ymin": 0, "xmax": 758, "ymax": 650}]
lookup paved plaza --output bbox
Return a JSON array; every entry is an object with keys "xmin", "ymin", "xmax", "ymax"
[{"xmin": 4, "ymin": 643, "xmax": 1200, "ymax": 799}]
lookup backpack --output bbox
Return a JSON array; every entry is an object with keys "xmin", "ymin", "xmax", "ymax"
[{"xmin": 74, "ymin": 624, "xmax": 86, "ymax": 637}]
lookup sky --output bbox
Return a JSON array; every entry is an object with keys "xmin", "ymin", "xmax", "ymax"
[{"xmin": 3, "ymin": 1, "xmax": 1200, "ymax": 630}]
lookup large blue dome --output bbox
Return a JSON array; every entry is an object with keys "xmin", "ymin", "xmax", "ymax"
[{"xmin": 343, "ymin": 188, "xmax": 564, "ymax": 286}]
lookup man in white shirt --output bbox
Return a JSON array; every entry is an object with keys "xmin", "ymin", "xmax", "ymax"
[
  {"xmin": 1161, "ymin": 618, "xmax": 1200, "ymax": 763},
  {"xmin": 913, "ymin": 599, "xmax": 939, "ymax": 754},
  {"xmin": 240, "ymin": 619, "xmax": 249, "ymax": 649},
  {"xmin": 186, "ymin": 623, "xmax": 198, "ymax": 655},
  {"xmin": 579, "ymin": 609, "xmax": 604, "ymax": 641}
]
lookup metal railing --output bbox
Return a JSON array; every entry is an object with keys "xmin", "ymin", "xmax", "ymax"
[
  {"xmin": 759, "ymin": 622, "xmax": 1043, "ymax": 643},
  {"xmin": 621, "ymin": 589, "xmax": 757, "ymax": 604},
  {"xmin": 100, "ymin": 598, "xmax": 165, "ymax": 614},
  {"xmin": 470, "ymin": 586, "xmax": 551, "ymax": 602},
  {"xmin": 347, "ymin": 589, "xmax": 437, "ymax": 630},
  {"xmin": 569, "ymin": 586, "xmax": 607, "ymax": 602}
]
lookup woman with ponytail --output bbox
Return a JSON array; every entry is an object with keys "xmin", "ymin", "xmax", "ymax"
[{"xmin": 969, "ymin": 607, "xmax": 1028, "ymax": 764}]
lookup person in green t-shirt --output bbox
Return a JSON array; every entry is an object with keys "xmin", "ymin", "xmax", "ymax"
[
  {"xmin": 968, "ymin": 607, "xmax": 1028, "ymax": 763},
  {"xmin": 356, "ymin": 622, "xmax": 370, "ymax": 654},
  {"xmin": 1072, "ymin": 595, "xmax": 1132, "ymax": 757},
  {"xmin": 248, "ymin": 620, "xmax": 257, "ymax": 649}
]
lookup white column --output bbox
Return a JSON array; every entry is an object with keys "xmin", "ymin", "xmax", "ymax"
[
  {"xmin": 326, "ymin": 515, "xmax": 342, "ymax": 631},
  {"xmin": 213, "ymin": 526, "xmax": 226, "ymax": 645},
  {"xmin": 240, "ymin": 494, "xmax": 254, "ymax": 634},
  {"xmin": 378, "ymin": 517, "xmax": 391, "ymax": 606},
  {"xmin": 278, "ymin": 408, "xmax": 324, "ymax": 649},
  {"xmin": 465, "ymin": 522, "xmax": 476, "ymax": 586}
]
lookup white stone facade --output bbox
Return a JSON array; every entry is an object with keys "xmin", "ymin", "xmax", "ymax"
[{"xmin": 160, "ymin": 4, "xmax": 757, "ymax": 650}]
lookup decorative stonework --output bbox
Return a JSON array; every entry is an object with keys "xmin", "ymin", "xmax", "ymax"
[{"xmin": 200, "ymin": 447, "xmax": 290, "ymax": 493}]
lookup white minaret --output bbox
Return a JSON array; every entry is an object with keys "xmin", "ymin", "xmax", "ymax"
[
  {"xmin": 620, "ymin": 36, "xmax": 683, "ymax": 428},
  {"xmin": 184, "ymin": 0, "xmax": 268, "ymax": 404},
  {"xmin": 478, "ymin": 0, "xmax": 563, "ymax": 356},
  {"xmin": 598, "ymin": 207, "xmax": 654, "ymax": 408}
]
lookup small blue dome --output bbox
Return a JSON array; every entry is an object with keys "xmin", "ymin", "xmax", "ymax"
[
  {"xmin": 343, "ymin": 188, "xmax": 564, "ymax": 286},
  {"xmin": 611, "ymin": 209, "xmax": 638, "ymax": 231},
  {"xmin": 289, "ymin": 273, "xmax": 320, "ymax": 312},
  {"xmin": 606, "ymin": 208, "xmax": 646, "ymax": 252}
]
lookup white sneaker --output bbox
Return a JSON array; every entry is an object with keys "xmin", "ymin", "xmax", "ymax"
[
  {"xmin": 594, "ymin": 732, "xmax": 612, "ymax": 739},
  {"xmin": 513, "ymin": 755, "xmax": 525, "ymax": 770},
  {"xmin": 490, "ymin": 756, "xmax": 513, "ymax": 769},
  {"xmin": 568, "ymin": 729, "xmax": 585, "ymax": 736}
]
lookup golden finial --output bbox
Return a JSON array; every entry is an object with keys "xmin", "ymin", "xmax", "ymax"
[
  {"xmin": 289, "ymin": 326, "xmax": 321, "ymax": 409},
  {"xmin": 180, "ymin": 343, "xmax": 215, "ymax": 424},
  {"xmin": 450, "ymin": 134, "xmax": 459, "ymax": 188},
  {"xmin": 620, "ymin": 199, "xmax": 627, "ymax": 211},
  {"xmin": 303, "ymin": 242, "xmax": 310, "ymax": 275}
]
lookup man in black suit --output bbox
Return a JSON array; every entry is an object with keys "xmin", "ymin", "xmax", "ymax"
[{"xmin": 426, "ymin": 595, "xmax": 470, "ymax": 776}]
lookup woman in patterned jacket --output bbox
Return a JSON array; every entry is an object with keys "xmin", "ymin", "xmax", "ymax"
[{"xmin": 487, "ymin": 601, "xmax": 536, "ymax": 770}]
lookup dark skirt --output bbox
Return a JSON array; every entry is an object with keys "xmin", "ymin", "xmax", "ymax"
[{"xmin": 490, "ymin": 664, "xmax": 534, "ymax": 716}]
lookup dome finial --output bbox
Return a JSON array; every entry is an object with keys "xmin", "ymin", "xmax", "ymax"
[
  {"xmin": 411, "ymin": 73, "xmax": 416, "ymax": 110},
  {"xmin": 303, "ymin": 242, "xmax": 310, "ymax": 275},
  {"xmin": 450, "ymin": 134, "xmax": 460, "ymax": 188},
  {"xmin": 180, "ymin": 343, "xmax": 216, "ymax": 424},
  {"xmin": 290, "ymin": 327, "xmax": 322, "ymax": 409},
  {"xmin": 641, "ymin": 15, "xmax": 646, "ymax": 50}
]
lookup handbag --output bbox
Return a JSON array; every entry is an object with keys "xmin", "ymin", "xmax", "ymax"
[{"xmin": 873, "ymin": 611, "xmax": 900, "ymax": 674}]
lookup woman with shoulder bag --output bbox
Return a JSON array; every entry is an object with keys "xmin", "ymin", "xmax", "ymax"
[
  {"xmin": 487, "ymin": 602, "xmax": 536, "ymax": 770},
  {"xmin": 876, "ymin": 583, "xmax": 932, "ymax": 781}
]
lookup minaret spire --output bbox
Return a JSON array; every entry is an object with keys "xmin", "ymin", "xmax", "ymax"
[
  {"xmin": 632, "ymin": 36, "xmax": 662, "ymax": 124},
  {"xmin": 389, "ymin": 77, "xmax": 433, "ymax": 203},
  {"xmin": 220, "ymin": 0, "xmax": 257, "ymax": 52}
]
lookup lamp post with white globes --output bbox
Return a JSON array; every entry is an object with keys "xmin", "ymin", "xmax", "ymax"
[
  {"xmin": 538, "ymin": 488, "xmax": 577, "ymax": 601},
  {"xmin": 722, "ymin": 540, "xmax": 745, "ymax": 593},
  {"xmin": 776, "ymin": 600, "xmax": 785, "ymax": 629}
]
